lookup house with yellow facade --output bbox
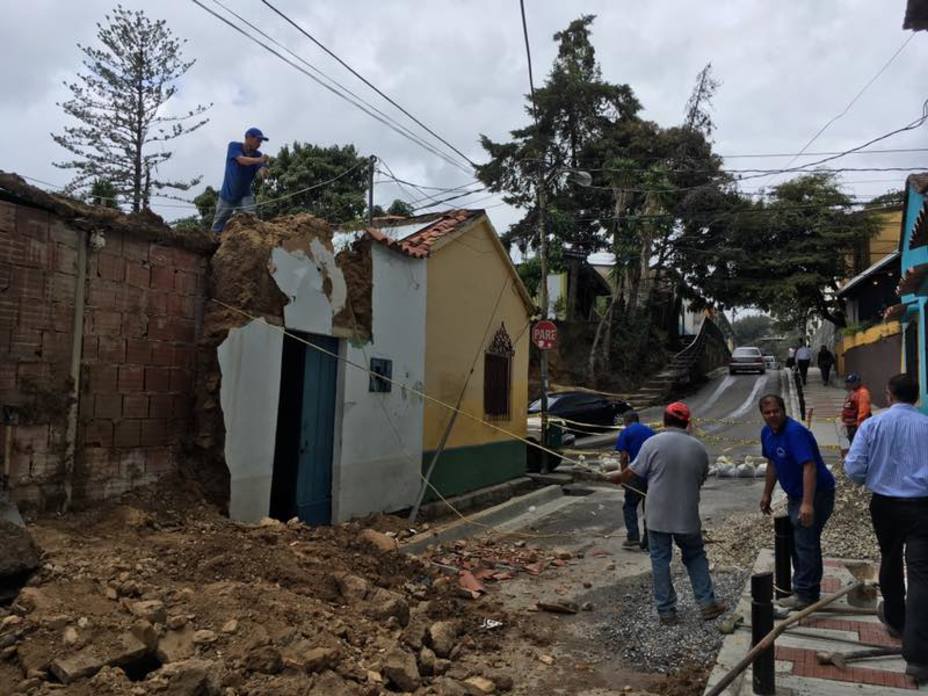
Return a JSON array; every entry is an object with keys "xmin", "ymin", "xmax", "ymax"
[{"xmin": 371, "ymin": 210, "xmax": 535, "ymax": 500}]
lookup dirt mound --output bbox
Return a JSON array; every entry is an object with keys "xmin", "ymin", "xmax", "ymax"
[{"xmin": 0, "ymin": 479, "xmax": 518, "ymax": 694}]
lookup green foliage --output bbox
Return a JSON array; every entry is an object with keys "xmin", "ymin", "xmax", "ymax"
[
  {"xmin": 517, "ymin": 256, "xmax": 542, "ymax": 298},
  {"xmin": 732, "ymin": 314, "xmax": 774, "ymax": 344},
  {"xmin": 868, "ymin": 189, "xmax": 905, "ymax": 207},
  {"xmin": 386, "ymin": 199, "xmax": 414, "ymax": 217},
  {"xmin": 257, "ymin": 142, "xmax": 370, "ymax": 222},
  {"xmin": 52, "ymin": 5, "xmax": 210, "ymax": 212},
  {"xmin": 88, "ymin": 179, "xmax": 118, "ymax": 209}
]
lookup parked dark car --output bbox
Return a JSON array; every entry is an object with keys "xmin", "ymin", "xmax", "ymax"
[
  {"xmin": 729, "ymin": 346, "xmax": 766, "ymax": 375},
  {"xmin": 528, "ymin": 391, "xmax": 632, "ymax": 433}
]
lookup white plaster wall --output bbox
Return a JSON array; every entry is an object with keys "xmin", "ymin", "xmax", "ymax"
[
  {"xmin": 270, "ymin": 246, "xmax": 345, "ymax": 335},
  {"xmin": 333, "ymin": 244, "xmax": 426, "ymax": 521},
  {"xmin": 218, "ymin": 320, "xmax": 284, "ymax": 522}
]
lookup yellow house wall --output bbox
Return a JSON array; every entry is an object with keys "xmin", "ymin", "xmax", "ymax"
[
  {"xmin": 868, "ymin": 210, "xmax": 902, "ymax": 264},
  {"xmin": 422, "ymin": 219, "xmax": 531, "ymax": 451},
  {"xmin": 836, "ymin": 321, "xmax": 902, "ymax": 375}
]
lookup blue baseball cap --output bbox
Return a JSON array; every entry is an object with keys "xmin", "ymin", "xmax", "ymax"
[
  {"xmin": 245, "ymin": 127, "xmax": 268, "ymax": 141},
  {"xmin": 845, "ymin": 373, "xmax": 861, "ymax": 384}
]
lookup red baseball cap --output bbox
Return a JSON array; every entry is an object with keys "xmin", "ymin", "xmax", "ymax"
[{"xmin": 665, "ymin": 401, "xmax": 691, "ymax": 423}]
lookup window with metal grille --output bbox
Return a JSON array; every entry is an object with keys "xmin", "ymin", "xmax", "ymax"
[
  {"xmin": 369, "ymin": 357, "xmax": 392, "ymax": 393},
  {"xmin": 484, "ymin": 323, "xmax": 514, "ymax": 419}
]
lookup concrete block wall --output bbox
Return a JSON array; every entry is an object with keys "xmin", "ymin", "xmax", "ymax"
[{"xmin": 0, "ymin": 198, "xmax": 209, "ymax": 509}]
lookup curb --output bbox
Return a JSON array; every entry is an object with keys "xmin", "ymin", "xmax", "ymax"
[
  {"xmin": 401, "ymin": 484, "xmax": 565, "ymax": 555},
  {"xmin": 782, "ymin": 368, "xmax": 801, "ymax": 420}
]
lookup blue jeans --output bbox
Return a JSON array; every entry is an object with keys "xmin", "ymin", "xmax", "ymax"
[
  {"xmin": 623, "ymin": 474, "xmax": 647, "ymax": 543},
  {"xmin": 787, "ymin": 486, "xmax": 835, "ymax": 603},
  {"xmin": 649, "ymin": 530, "xmax": 717, "ymax": 616},
  {"xmin": 211, "ymin": 194, "xmax": 256, "ymax": 232}
]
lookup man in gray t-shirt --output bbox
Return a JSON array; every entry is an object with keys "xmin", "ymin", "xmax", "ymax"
[{"xmin": 608, "ymin": 402, "xmax": 726, "ymax": 625}]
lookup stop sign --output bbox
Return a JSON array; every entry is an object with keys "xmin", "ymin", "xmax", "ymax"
[{"xmin": 532, "ymin": 320, "xmax": 558, "ymax": 350}]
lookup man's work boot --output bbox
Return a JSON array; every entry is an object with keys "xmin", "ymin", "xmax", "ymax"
[
  {"xmin": 622, "ymin": 539, "xmax": 641, "ymax": 550},
  {"xmin": 777, "ymin": 595, "xmax": 812, "ymax": 612},
  {"xmin": 701, "ymin": 602, "xmax": 727, "ymax": 621},
  {"xmin": 906, "ymin": 663, "xmax": 928, "ymax": 684},
  {"xmin": 878, "ymin": 601, "xmax": 903, "ymax": 639},
  {"xmin": 659, "ymin": 611, "xmax": 680, "ymax": 626}
]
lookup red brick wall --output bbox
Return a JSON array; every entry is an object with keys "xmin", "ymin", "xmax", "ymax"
[{"xmin": 0, "ymin": 198, "xmax": 209, "ymax": 509}]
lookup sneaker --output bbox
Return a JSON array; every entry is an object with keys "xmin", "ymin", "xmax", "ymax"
[
  {"xmin": 659, "ymin": 612, "xmax": 680, "ymax": 626},
  {"xmin": 701, "ymin": 602, "xmax": 727, "ymax": 621},
  {"xmin": 906, "ymin": 663, "xmax": 928, "ymax": 684},
  {"xmin": 622, "ymin": 539, "xmax": 641, "ymax": 550},
  {"xmin": 777, "ymin": 595, "xmax": 812, "ymax": 611},
  {"xmin": 878, "ymin": 601, "xmax": 903, "ymax": 639}
]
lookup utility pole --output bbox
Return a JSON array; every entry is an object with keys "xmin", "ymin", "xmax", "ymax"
[
  {"xmin": 367, "ymin": 154, "xmax": 377, "ymax": 227},
  {"xmin": 536, "ymin": 166, "xmax": 550, "ymax": 473}
]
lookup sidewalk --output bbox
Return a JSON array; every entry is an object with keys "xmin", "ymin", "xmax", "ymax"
[
  {"xmin": 705, "ymin": 550, "xmax": 923, "ymax": 695},
  {"xmin": 794, "ymin": 367, "xmax": 865, "ymax": 459}
]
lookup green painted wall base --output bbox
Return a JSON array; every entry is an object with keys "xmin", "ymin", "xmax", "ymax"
[{"xmin": 421, "ymin": 440, "xmax": 527, "ymax": 502}]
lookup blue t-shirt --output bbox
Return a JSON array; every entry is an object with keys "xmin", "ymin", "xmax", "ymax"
[
  {"xmin": 615, "ymin": 422, "xmax": 656, "ymax": 462},
  {"xmin": 219, "ymin": 141, "xmax": 264, "ymax": 202},
  {"xmin": 761, "ymin": 417, "xmax": 835, "ymax": 499}
]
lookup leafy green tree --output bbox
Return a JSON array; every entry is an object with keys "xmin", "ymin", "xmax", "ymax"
[
  {"xmin": 386, "ymin": 199, "xmax": 414, "ymax": 217},
  {"xmin": 52, "ymin": 5, "xmax": 210, "ymax": 212},
  {"xmin": 257, "ymin": 143, "xmax": 370, "ymax": 222},
  {"xmin": 88, "ymin": 179, "xmax": 118, "ymax": 209},
  {"xmin": 732, "ymin": 314, "xmax": 774, "ymax": 344}
]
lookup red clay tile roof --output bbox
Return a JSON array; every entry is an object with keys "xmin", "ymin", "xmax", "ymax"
[
  {"xmin": 397, "ymin": 210, "xmax": 481, "ymax": 255},
  {"xmin": 364, "ymin": 226, "xmax": 429, "ymax": 258}
]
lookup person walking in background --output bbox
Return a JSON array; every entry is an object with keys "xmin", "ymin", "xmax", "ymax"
[
  {"xmin": 841, "ymin": 373, "xmax": 872, "ymax": 444},
  {"xmin": 607, "ymin": 402, "xmax": 726, "ymax": 626},
  {"xmin": 817, "ymin": 345, "xmax": 835, "ymax": 385},
  {"xmin": 844, "ymin": 374, "xmax": 928, "ymax": 683},
  {"xmin": 758, "ymin": 394, "xmax": 836, "ymax": 611},
  {"xmin": 786, "ymin": 346, "xmax": 796, "ymax": 370},
  {"xmin": 795, "ymin": 343, "xmax": 812, "ymax": 385},
  {"xmin": 615, "ymin": 411, "xmax": 655, "ymax": 551}
]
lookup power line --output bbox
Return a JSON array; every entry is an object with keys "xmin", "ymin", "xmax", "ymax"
[
  {"xmin": 519, "ymin": 0, "xmax": 539, "ymax": 124},
  {"xmin": 259, "ymin": 0, "xmax": 477, "ymax": 169},
  {"xmin": 190, "ymin": 0, "xmax": 472, "ymax": 174},
  {"xmin": 721, "ymin": 146, "xmax": 928, "ymax": 160},
  {"xmin": 412, "ymin": 187, "xmax": 489, "ymax": 211},
  {"xmin": 781, "ymin": 35, "xmax": 915, "ymax": 172}
]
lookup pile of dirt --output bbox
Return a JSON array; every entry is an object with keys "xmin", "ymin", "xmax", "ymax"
[
  {"xmin": 0, "ymin": 477, "xmax": 518, "ymax": 695},
  {"xmin": 704, "ymin": 469, "xmax": 880, "ymax": 569}
]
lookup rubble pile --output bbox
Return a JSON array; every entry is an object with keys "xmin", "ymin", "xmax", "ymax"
[
  {"xmin": 0, "ymin": 478, "xmax": 517, "ymax": 695},
  {"xmin": 704, "ymin": 470, "xmax": 880, "ymax": 569}
]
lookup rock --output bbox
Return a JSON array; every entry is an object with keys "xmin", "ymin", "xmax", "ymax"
[
  {"xmin": 299, "ymin": 646, "xmax": 340, "ymax": 673},
  {"xmin": 582, "ymin": 582, "xmax": 592, "ymax": 589},
  {"xmin": 538, "ymin": 654, "xmax": 555, "ymax": 665},
  {"xmin": 259, "ymin": 516, "xmax": 283, "ymax": 527},
  {"xmin": 581, "ymin": 602, "xmax": 594, "ymax": 612},
  {"xmin": 492, "ymin": 674, "xmax": 514, "ymax": 692},
  {"xmin": 333, "ymin": 573, "xmax": 370, "ymax": 602},
  {"xmin": 553, "ymin": 549, "xmax": 572, "ymax": 560},
  {"xmin": 130, "ymin": 620, "xmax": 158, "ymax": 651},
  {"xmin": 418, "ymin": 646, "xmax": 437, "ymax": 676},
  {"xmin": 382, "ymin": 648, "xmax": 420, "ymax": 692},
  {"xmin": 105, "ymin": 586, "xmax": 119, "ymax": 601},
  {"xmin": 157, "ymin": 625, "xmax": 195, "ymax": 663},
  {"xmin": 221, "ymin": 619, "xmax": 238, "ymax": 634},
  {"xmin": 434, "ymin": 677, "xmax": 470, "ymax": 696},
  {"xmin": 130, "ymin": 600, "xmax": 166, "ymax": 625},
  {"xmin": 367, "ymin": 670, "xmax": 383, "ymax": 683},
  {"xmin": 167, "ymin": 615, "xmax": 188, "ymax": 630},
  {"xmin": 111, "ymin": 506, "xmax": 153, "ymax": 529},
  {"xmin": 244, "ymin": 645, "xmax": 283, "ymax": 674},
  {"xmin": 428, "ymin": 620, "xmax": 459, "ymax": 658},
  {"xmin": 366, "ymin": 587, "xmax": 410, "ymax": 627},
  {"xmin": 434, "ymin": 658, "xmax": 452, "ymax": 675},
  {"xmin": 0, "ymin": 520, "xmax": 41, "ymax": 580},
  {"xmin": 159, "ymin": 658, "xmax": 217, "ymax": 696},
  {"xmin": 464, "ymin": 676, "xmax": 496, "ymax": 694},
  {"xmin": 359, "ymin": 528, "xmax": 398, "ymax": 553},
  {"xmin": 192, "ymin": 630, "xmax": 217, "ymax": 645},
  {"xmin": 50, "ymin": 649, "xmax": 104, "ymax": 684},
  {"xmin": 63, "ymin": 626, "xmax": 79, "ymax": 646},
  {"xmin": 109, "ymin": 631, "xmax": 149, "ymax": 667},
  {"xmin": 15, "ymin": 587, "xmax": 50, "ymax": 613},
  {"xmin": 400, "ymin": 618, "xmax": 428, "ymax": 650}
]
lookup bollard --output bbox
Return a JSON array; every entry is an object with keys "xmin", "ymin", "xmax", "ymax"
[
  {"xmin": 751, "ymin": 572, "xmax": 775, "ymax": 695},
  {"xmin": 774, "ymin": 515, "xmax": 793, "ymax": 599}
]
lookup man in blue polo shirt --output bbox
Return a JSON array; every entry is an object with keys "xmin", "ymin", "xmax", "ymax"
[
  {"xmin": 211, "ymin": 127, "xmax": 271, "ymax": 233},
  {"xmin": 758, "ymin": 393, "xmax": 836, "ymax": 610},
  {"xmin": 615, "ymin": 411, "xmax": 655, "ymax": 550}
]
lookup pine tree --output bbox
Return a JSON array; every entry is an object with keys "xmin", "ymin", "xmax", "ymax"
[{"xmin": 52, "ymin": 5, "xmax": 210, "ymax": 212}]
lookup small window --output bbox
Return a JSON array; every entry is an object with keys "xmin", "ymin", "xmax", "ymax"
[{"xmin": 369, "ymin": 357, "xmax": 392, "ymax": 393}]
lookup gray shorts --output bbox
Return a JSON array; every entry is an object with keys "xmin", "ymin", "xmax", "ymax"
[{"xmin": 211, "ymin": 195, "xmax": 256, "ymax": 233}]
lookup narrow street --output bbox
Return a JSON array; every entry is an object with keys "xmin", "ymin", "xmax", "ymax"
[{"xmin": 448, "ymin": 371, "xmax": 790, "ymax": 694}]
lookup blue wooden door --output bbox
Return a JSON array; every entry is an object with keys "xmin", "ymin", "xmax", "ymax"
[{"xmin": 295, "ymin": 335, "xmax": 339, "ymax": 524}]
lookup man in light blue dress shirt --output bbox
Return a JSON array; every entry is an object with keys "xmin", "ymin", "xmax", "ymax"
[{"xmin": 844, "ymin": 373, "xmax": 928, "ymax": 683}]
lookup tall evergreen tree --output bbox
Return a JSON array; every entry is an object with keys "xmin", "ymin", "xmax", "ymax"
[{"xmin": 52, "ymin": 5, "xmax": 210, "ymax": 212}]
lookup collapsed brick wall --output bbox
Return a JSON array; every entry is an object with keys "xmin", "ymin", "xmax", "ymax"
[{"xmin": 0, "ymin": 196, "xmax": 210, "ymax": 511}]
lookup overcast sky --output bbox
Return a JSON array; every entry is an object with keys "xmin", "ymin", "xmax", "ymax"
[{"xmin": 3, "ymin": 1, "xmax": 927, "ymax": 239}]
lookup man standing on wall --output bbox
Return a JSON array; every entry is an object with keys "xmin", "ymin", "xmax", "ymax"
[
  {"xmin": 841, "ymin": 373, "xmax": 872, "ymax": 444},
  {"xmin": 211, "ymin": 127, "xmax": 270, "ymax": 233},
  {"xmin": 758, "ymin": 394, "xmax": 836, "ymax": 611},
  {"xmin": 615, "ymin": 411, "xmax": 655, "ymax": 551},
  {"xmin": 795, "ymin": 343, "xmax": 813, "ymax": 386},
  {"xmin": 844, "ymin": 374, "xmax": 928, "ymax": 683},
  {"xmin": 607, "ymin": 402, "xmax": 726, "ymax": 625}
]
